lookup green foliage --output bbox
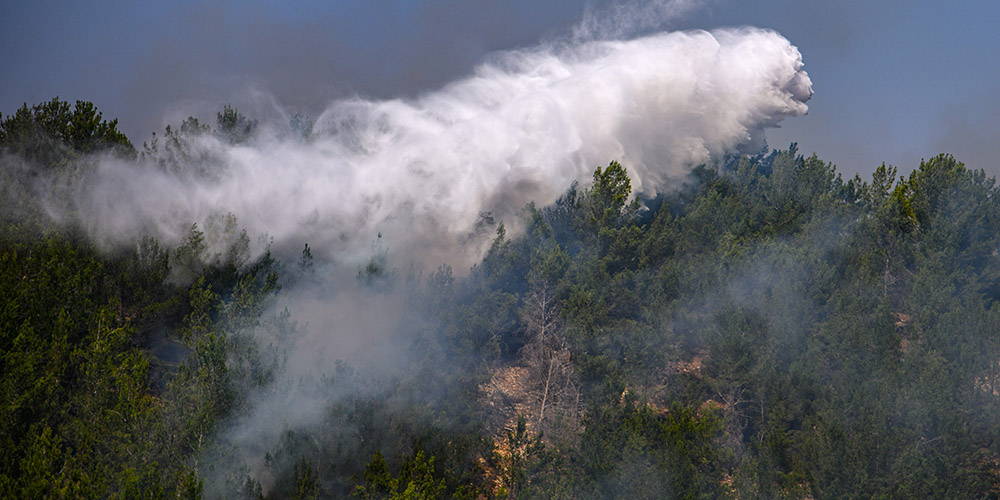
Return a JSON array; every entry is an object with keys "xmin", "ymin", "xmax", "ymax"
[
  {"xmin": 142, "ymin": 105, "xmax": 261, "ymax": 175},
  {"xmin": 294, "ymin": 457, "xmax": 320, "ymax": 500},
  {"xmin": 143, "ymin": 117, "xmax": 213, "ymax": 173},
  {"xmin": 446, "ymin": 148, "xmax": 1000, "ymax": 498},
  {"xmin": 591, "ymin": 160, "xmax": 635, "ymax": 215},
  {"xmin": 358, "ymin": 233, "xmax": 395, "ymax": 289},
  {"xmin": 216, "ymin": 104, "xmax": 258, "ymax": 144},
  {"xmin": 0, "ymin": 97, "xmax": 135, "ymax": 167},
  {"xmin": 354, "ymin": 448, "xmax": 455, "ymax": 500}
]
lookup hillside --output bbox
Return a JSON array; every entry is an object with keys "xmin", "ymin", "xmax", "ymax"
[{"xmin": 2, "ymin": 99, "xmax": 999, "ymax": 499}]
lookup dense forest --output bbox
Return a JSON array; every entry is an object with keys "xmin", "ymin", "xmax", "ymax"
[{"xmin": 2, "ymin": 98, "xmax": 999, "ymax": 499}]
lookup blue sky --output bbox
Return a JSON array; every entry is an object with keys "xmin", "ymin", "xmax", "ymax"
[{"xmin": 2, "ymin": 0, "xmax": 999, "ymax": 178}]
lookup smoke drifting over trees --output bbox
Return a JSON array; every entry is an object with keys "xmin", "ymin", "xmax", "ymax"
[
  {"xmin": 58, "ymin": 27, "xmax": 811, "ymax": 271},
  {"xmin": 3, "ymin": 8, "xmax": 1000, "ymax": 500}
]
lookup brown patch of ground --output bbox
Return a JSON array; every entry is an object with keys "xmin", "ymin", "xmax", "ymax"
[
  {"xmin": 481, "ymin": 365, "xmax": 538, "ymax": 436},
  {"xmin": 671, "ymin": 347, "xmax": 709, "ymax": 378}
]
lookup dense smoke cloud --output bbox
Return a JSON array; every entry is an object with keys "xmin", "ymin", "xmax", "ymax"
[{"xmin": 72, "ymin": 27, "xmax": 810, "ymax": 270}]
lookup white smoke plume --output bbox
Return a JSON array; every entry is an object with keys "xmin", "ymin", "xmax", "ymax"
[{"xmin": 72, "ymin": 27, "xmax": 810, "ymax": 271}]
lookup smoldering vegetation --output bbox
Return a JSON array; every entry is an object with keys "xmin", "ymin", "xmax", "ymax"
[{"xmin": 2, "ymin": 15, "xmax": 1000, "ymax": 500}]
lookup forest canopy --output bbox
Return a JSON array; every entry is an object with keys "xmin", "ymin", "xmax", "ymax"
[{"xmin": 1, "ymin": 98, "xmax": 999, "ymax": 499}]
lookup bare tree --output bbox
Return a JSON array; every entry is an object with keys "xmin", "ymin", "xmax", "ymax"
[{"xmin": 518, "ymin": 281, "xmax": 581, "ymax": 443}]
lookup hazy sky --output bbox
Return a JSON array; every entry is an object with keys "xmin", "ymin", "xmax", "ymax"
[{"xmin": 3, "ymin": 0, "xmax": 999, "ymax": 178}]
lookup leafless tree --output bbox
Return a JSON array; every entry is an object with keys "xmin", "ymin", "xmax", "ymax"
[{"xmin": 518, "ymin": 281, "xmax": 582, "ymax": 444}]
